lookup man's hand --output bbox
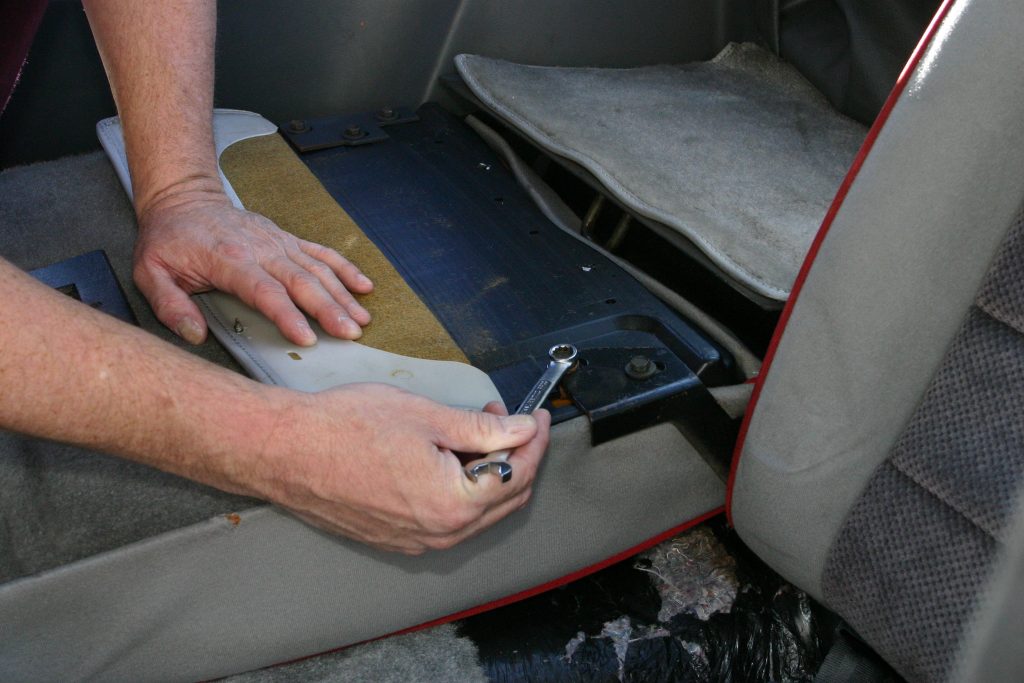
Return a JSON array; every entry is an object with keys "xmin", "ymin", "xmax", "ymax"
[
  {"xmin": 85, "ymin": 1, "xmax": 375, "ymax": 347},
  {"xmin": 254, "ymin": 384, "xmax": 551, "ymax": 554},
  {"xmin": 134, "ymin": 193, "xmax": 373, "ymax": 347}
]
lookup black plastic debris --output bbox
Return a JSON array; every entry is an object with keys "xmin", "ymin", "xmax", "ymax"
[{"xmin": 457, "ymin": 519, "xmax": 840, "ymax": 682}]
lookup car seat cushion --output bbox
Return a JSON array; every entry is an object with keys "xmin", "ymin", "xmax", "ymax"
[{"xmin": 455, "ymin": 43, "xmax": 867, "ymax": 302}]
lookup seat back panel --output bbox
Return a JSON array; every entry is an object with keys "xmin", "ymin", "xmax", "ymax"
[{"xmin": 730, "ymin": 0, "xmax": 1024, "ymax": 599}]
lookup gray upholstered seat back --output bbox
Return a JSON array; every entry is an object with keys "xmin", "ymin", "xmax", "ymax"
[{"xmin": 730, "ymin": 0, "xmax": 1024, "ymax": 680}]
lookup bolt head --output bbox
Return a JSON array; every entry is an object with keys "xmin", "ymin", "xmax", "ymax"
[
  {"xmin": 625, "ymin": 354, "xmax": 658, "ymax": 380},
  {"xmin": 287, "ymin": 119, "xmax": 310, "ymax": 134},
  {"xmin": 344, "ymin": 124, "xmax": 366, "ymax": 139},
  {"xmin": 549, "ymin": 343, "xmax": 578, "ymax": 364}
]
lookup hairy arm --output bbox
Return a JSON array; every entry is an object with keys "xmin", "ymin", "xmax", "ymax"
[
  {"xmin": 0, "ymin": 259, "xmax": 548, "ymax": 553},
  {"xmin": 83, "ymin": 0, "xmax": 372, "ymax": 346},
  {"xmin": 0, "ymin": 1, "xmax": 550, "ymax": 552}
]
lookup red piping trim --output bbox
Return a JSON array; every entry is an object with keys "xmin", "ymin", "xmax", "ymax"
[
  {"xmin": 725, "ymin": 0, "xmax": 960, "ymax": 525},
  {"xmin": 254, "ymin": 506, "xmax": 724, "ymax": 674},
  {"xmin": 391, "ymin": 505, "xmax": 724, "ymax": 635}
]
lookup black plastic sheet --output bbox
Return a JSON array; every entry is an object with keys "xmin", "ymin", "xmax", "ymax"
[{"xmin": 458, "ymin": 520, "xmax": 838, "ymax": 682}]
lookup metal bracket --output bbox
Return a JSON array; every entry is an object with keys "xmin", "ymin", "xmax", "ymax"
[
  {"xmin": 30, "ymin": 250, "xmax": 137, "ymax": 325},
  {"xmin": 279, "ymin": 106, "xmax": 419, "ymax": 153}
]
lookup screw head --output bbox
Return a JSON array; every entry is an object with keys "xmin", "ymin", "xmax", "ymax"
[
  {"xmin": 287, "ymin": 119, "xmax": 310, "ymax": 134},
  {"xmin": 376, "ymin": 106, "xmax": 397, "ymax": 121}
]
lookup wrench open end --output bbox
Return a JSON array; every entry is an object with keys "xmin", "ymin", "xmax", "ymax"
[{"xmin": 465, "ymin": 461, "xmax": 513, "ymax": 484}]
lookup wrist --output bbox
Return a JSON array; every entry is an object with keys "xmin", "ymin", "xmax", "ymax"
[
  {"xmin": 134, "ymin": 173, "xmax": 230, "ymax": 224},
  {"xmin": 213, "ymin": 385, "xmax": 317, "ymax": 503}
]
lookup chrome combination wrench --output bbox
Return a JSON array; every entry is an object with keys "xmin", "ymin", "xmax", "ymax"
[{"xmin": 464, "ymin": 343, "xmax": 579, "ymax": 484}]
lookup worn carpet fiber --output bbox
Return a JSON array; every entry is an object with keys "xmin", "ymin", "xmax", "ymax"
[{"xmin": 456, "ymin": 43, "xmax": 867, "ymax": 302}]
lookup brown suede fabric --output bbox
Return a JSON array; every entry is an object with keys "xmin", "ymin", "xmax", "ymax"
[{"xmin": 220, "ymin": 134, "xmax": 467, "ymax": 363}]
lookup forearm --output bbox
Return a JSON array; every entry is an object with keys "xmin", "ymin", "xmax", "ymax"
[
  {"xmin": 83, "ymin": 0, "xmax": 224, "ymax": 215},
  {"xmin": 0, "ymin": 257, "xmax": 284, "ymax": 495},
  {"xmin": 1, "ymin": 254, "xmax": 549, "ymax": 552}
]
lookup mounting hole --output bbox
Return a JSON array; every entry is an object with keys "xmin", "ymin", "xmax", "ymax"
[
  {"xmin": 655, "ymin": 361, "xmax": 666, "ymax": 372},
  {"xmin": 605, "ymin": 298, "xmax": 617, "ymax": 305},
  {"xmin": 494, "ymin": 197, "xmax": 504, "ymax": 205},
  {"xmin": 529, "ymin": 229, "xmax": 539, "ymax": 235},
  {"xmin": 579, "ymin": 358, "xmax": 590, "ymax": 367}
]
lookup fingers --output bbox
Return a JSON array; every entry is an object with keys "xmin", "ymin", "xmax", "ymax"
[
  {"xmin": 218, "ymin": 248, "xmax": 371, "ymax": 345},
  {"xmin": 133, "ymin": 263, "xmax": 208, "ymax": 344},
  {"xmin": 215, "ymin": 260, "xmax": 318, "ymax": 346},
  {"xmin": 133, "ymin": 200, "xmax": 374, "ymax": 345},
  {"xmin": 287, "ymin": 249, "xmax": 372, "ymax": 328},
  {"xmin": 432, "ymin": 404, "xmax": 540, "ymax": 456},
  {"xmin": 422, "ymin": 411, "xmax": 550, "ymax": 550},
  {"xmin": 299, "ymin": 241, "xmax": 374, "ymax": 295},
  {"xmin": 461, "ymin": 409, "xmax": 550, "ymax": 500}
]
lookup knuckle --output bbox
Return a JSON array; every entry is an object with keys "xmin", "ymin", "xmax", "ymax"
[
  {"xmin": 306, "ymin": 260, "xmax": 333, "ymax": 279},
  {"xmin": 457, "ymin": 410, "xmax": 497, "ymax": 443},
  {"xmin": 288, "ymin": 270, "xmax": 321, "ymax": 293},
  {"xmin": 252, "ymin": 277, "xmax": 286, "ymax": 299}
]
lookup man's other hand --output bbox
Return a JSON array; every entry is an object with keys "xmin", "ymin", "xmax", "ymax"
[
  {"xmin": 255, "ymin": 384, "xmax": 551, "ymax": 554},
  {"xmin": 134, "ymin": 194, "xmax": 373, "ymax": 346}
]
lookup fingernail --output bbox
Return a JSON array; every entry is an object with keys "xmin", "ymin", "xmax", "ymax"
[
  {"xmin": 333, "ymin": 312, "xmax": 360, "ymax": 339},
  {"xmin": 502, "ymin": 414, "xmax": 536, "ymax": 431},
  {"xmin": 344, "ymin": 319, "xmax": 362, "ymax": 339},
  {"xmin": 296, "ymin": 320, "xmax": 317, "ymax": 346},
  {"xmin": 357, "ymin": 274, "xmax": 372, "ymax": 287},
  {"xmin": 175, "ymin": 317, "xmax": 204, "ymax": 345}
]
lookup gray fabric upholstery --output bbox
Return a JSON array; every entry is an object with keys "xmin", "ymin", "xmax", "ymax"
[
  {"xmin": 731, "ymin": 0, "xmax": 1024, "ymax": 598},
  {"xmin": 456, "ymin": 43, "xmax": 866, "ymax": 302},
  {"xmin": 0, "ymin": 153, "xmax": 253, "ymax": 581},
  {"xmin": 0, "ymin": 418, "xmax": 723, "ymax": 682},
  {"xmin": 0, "ymin": 439, "xmax": 257, "ymax": 582},
  {"xmin": 952, "ymin": 489, "xmax": 1024, "ymax": 683},
  {"xmin": 822, "ymin": 218, "xmax": 1024, "ymax": 679},
  {"xmin": 889, "ymin": 308, "xmax": 1024, "ymax": 543},
  {"xmin": 225, "ymin": 624, "xmax": 488, "ymax": 683},
  {"xmin": 823, "ymin": 463, "xmax": 996, "ymax": 683}
]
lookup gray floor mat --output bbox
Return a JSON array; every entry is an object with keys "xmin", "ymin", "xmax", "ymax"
[{"xmin": 456, "ymin": 43, "xmax": 867, "ymax": 301}]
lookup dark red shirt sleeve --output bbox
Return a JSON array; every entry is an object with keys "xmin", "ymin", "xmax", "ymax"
[{"xmin": 1, "ymin": 0, "xmax": 48, "ymax": 115}]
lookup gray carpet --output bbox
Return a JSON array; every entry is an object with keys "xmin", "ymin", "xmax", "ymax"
[
  {"xmin": 223, "ymin": 624, "xmax": 487, "ymax": 683},
  {"xmin": 0, "ymin": 152, "xmax": 488, "ymax": 680},
  {"xmin": 0, "ymin": 152, "xmax": 255, "ymax": 582},
  {"xmin": 456, "ymin": 43, "xmax": 867, "ymax": 302}
]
